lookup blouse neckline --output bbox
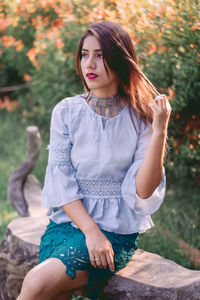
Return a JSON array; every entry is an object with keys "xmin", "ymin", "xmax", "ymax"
[{"xmin": 80, "ymin": 94, "xmax": 128, "ymax": 120}]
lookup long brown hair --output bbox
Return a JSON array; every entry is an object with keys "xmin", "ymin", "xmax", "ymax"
[{"xmin": 76, "ymin": 21, "xmax": 159, "ymax": 126}]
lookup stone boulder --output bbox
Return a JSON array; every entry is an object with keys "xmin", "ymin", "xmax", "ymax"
[{"xmin": 102, "ymin": 250, "xmax": 200, "ymax": 299}]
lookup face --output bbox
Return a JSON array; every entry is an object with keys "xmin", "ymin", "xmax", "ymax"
[{"xmin": 80, "ymin": 35, "xmax": 118, "ymax": 97}]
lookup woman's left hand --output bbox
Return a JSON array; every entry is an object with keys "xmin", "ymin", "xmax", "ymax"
[{"xmin": 149, "ymin": 94, "xmax": 171, "ymax": 136}]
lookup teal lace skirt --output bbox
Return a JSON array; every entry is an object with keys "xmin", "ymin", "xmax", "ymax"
[{"xmin": 39, "ymin": 220, "xmax": 139, "ymax": 300}]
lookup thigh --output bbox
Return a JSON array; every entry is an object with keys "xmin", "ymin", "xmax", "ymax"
[
  {"xmin": 39, "ymin": 221, "xmax": 91, "ymax": 281},
  {"xmin": 52, "ymin": 290, "xmax": 73, "ymax": 300},
  {"xmin": 31, "ymin": 258, "xmax": 88, "ymax": 293}
]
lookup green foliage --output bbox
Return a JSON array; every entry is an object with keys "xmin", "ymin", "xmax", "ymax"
[
  {"xmin": 133, "ymin": 0, "xmax": 200, "ymax": 182},
  {"xmin": 0, "ymin": 201, "xmax": 18, "ymax": 240},
  {"xmin": 1, "ymin": 0, "xmax": 200, "ymax": 182},
  {"xmin": 18, "ymin": 22, "xmax": 85, "ymax": 132}
]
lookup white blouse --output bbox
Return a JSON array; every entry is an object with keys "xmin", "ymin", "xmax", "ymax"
[{"xmin": 41, "ymin": 94, "xmax": 166, "ymax": 234}]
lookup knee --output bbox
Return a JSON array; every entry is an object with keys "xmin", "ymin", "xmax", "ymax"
[{"xmin": 21, "ymin": 267, "xmax": 47, "ymax": 297}]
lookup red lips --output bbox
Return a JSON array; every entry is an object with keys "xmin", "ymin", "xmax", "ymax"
[{"xmin": 86, "ymin": 73, "xmax": 98, "ymax": 79}]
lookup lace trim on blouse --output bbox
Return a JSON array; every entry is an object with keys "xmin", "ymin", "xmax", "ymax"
[
  {"xmin": 76, "ymin": 177, "xmax": 123, "ymax": 198},
  {"xmin": 47, "ymin": 144, "xmax": 72, "ymax": 164}
]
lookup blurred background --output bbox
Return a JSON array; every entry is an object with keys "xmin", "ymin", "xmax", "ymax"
[{"xmin": 0, "ymin": 0, "xmax": 200, "ymax": 270}]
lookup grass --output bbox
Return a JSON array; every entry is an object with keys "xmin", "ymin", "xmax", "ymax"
[{"xmin": 0, "ymin": 109, "xmax": 199, "ymax": 272}]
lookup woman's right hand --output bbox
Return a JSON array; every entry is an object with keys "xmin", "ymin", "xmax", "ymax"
[{"xmin": 85, "ymin": 227, "xmax": 115, "ymax": 272}]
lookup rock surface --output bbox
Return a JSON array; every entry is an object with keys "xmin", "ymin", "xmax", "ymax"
[
  {"xmin": 0, "ymin": 216, "xmax": 48, "ymax": 300},
  {"xmin": 103, "ymin": 249, "xmax": 200, "ymax": 299},
  {"xmin": 0, "ymin": 169, "xmax": 48, "ymax": 300}
]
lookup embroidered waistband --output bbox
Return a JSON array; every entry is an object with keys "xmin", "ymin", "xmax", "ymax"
[{"xmin": 76, "ymin": 177, "xmax": 123, "ymax": 198}]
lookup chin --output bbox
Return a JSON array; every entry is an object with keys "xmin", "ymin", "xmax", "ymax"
[{"xmin": 87, "ymin": 83, "xmax": 101, "ymax": 90}]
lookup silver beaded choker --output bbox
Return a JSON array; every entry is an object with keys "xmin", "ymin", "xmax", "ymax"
[
  {"xmin": 88, "ymin": 92, "xmax": 121, "ymax": 107},
  {"xmin": 83, "ymin": 91, "xmax": 125, "ymax": 121}
]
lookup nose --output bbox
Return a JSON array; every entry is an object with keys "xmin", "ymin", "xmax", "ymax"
[{"xmin": 87, "ymin": 55, "xmax": 96, "ymax": 70}]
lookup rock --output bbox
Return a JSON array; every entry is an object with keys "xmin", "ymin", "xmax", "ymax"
[
  {"xmin": 23, "ymin": 174, "xmax": 46, "ymax": 217},
  {"xmin": 0, "ymin": 216, "xmax": 49, "ymax": 300},
  {"xmin": 102, "ymin": 249, "xmax": 200, "ymax": 299},
  {"xmin": 7, "ymin": 126, "xmax": 41, "ymax": 217}
]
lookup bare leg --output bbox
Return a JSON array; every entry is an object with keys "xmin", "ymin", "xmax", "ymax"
[
  {"xmin": 52, "ymin": 290, "xmax": 73, "ymax": 300},
  {"xmin": 18, "ymin": 258, "xmax": 88, "ymax": 300}
]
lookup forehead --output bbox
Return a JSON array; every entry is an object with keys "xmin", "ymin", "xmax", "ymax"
[{"xmin": 82, "ymin": 35, "xmax": 101, "ymax": 51}]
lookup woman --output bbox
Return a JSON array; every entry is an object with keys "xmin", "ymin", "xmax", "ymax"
[{"xmin": 18, "ymin": 20, "xmax": 171, "ymax": 300}]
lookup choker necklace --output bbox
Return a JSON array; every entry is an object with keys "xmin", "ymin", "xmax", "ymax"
[
  {"xmin": 83, "ymin": 91, "xmax": 125, "ymax": 122},
  {"xmin": 88, "ymin": 91, "xmax": 121, "ymax": 107}
]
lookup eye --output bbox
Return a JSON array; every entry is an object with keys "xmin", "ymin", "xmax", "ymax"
[
  {"xmin": 97, "ymin": 53, "xmax": 103, "ymax": 58},
  {"xmin": 81, "ymin": 53, "xmax": 88, "ymax": 58}
]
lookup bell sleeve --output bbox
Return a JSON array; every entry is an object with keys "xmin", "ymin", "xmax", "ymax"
[
  {"xmin": 121, "ymin": 120, "xmax": 166, "ymax": 216},
  {"xmin": 41, "ymin": 101, "xmax": 84, "ymax": 209}
]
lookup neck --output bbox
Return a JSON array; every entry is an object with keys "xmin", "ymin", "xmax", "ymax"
[
  {"xmin": 90, "ymin": 91, "xmax": 118, "ymax": 100},
  {"xmin": 90, "ymin": 87, "xmax": 118, "ymax": 98}
]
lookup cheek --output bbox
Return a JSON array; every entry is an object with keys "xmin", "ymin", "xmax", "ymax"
[
  {"xmin": 80, "ymin": 61, "xmax": 85, "ymax": 75},
  {"xmin": 102, "ymin": 62, "xmax": 117, "ymax": 81},
  {"xmin": 106, "ymin": 71, "xmax": 117, "ymax": 83}
]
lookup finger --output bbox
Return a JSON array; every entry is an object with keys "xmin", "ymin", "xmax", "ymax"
[
  {"xmin": 154, "ymin": 97, "xmax": 159, "ymax": 106},
  {"xmin": 93, "ymin": 255, "xmax": 102, "ymax": 268},
  {"xmin": 89, "ymin": 251, "xmax": 98, "ymax": 268},
  {"xmin": 166, "ymin": 98, "xmax": 171, "ymax": 111},
  {"xmin": 160, "ymin": 94, "xmax": 168, "ymax": 109},
  {"xmin": 106, "ymin": 249, "xmax": 115, "ymax": 272},
  {"xmin": 160, "ymin": 94, "xmax": 167, "ymax": 109},
  {"xmin": 99, "ymin": 252, "xmax": 108, "ymax": 269},
  {"xmin": 155, "ymin": 95, "xmax": 164, "ymax": 109},
  {"xmin": 148, "ymin": 103, "xmax": 159, "ymax": 114},
  {"xmin": 159, "ymin": 95, "xmax": 171, "ymax": 113}
]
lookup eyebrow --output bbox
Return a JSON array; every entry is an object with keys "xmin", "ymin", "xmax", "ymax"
[{"xmin": 81, "ymin": 48, "xmax": 102, "ymax": 52}]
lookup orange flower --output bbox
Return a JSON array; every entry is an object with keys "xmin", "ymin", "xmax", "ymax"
[
  {"xmin": 16, "ymin": 40, "xmax": 24, "ymax": 52},
  {"xmin": 159, "ymin": 4, "xmax": 166, "ymax": 14},
  {"xmin": 189, "ymin": 144, "xmax": 194, "ymax": 150},
  {"xmin": 40, "ymin": 43, "xmax": 47, "ymax": 49},
  {"xmin": 2, "ymin": 36, "xmax": 16, "ymax": 48},
  {"xmin": 148, "ymin": 43, "xmax": 156, "ymax": 55},
  {"xmin": 0, "ymin": 15, "xmax": 10, "ymax": 31},
  {"xmin": 24, "ymin": 73, "xmax": 31, "ymax": 81},
  {"xmin": 36, "ymin": 32, "xmax": 44, "ymax": 41},
  {"xmin": 132, "ymin": 35, "xmax": 141, "ymax": 44},
  {"xmin": 51, "ymin": 18, "xmax": 64, "ymax": 28},
  {"xmin": 0, "ymin": 97, "xmax": 19, "ymax": 112},
  {"xmin": 56, "ymin": 38, "xmax": 64, "ymax": 49},
  {"xmin": 148, "ymin": 10, "xmax": 156, "ymax": 19},
  {"xmin": 168, "ymin": 87, "xmax": 176, "ymax": 101},
  {"xmin": 192, "ymin": 22, "xmax": 200, "ymax": 30},
  {"xmin": 26, "ymin": 48, "xmax": 37, "ymax": 63}
]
